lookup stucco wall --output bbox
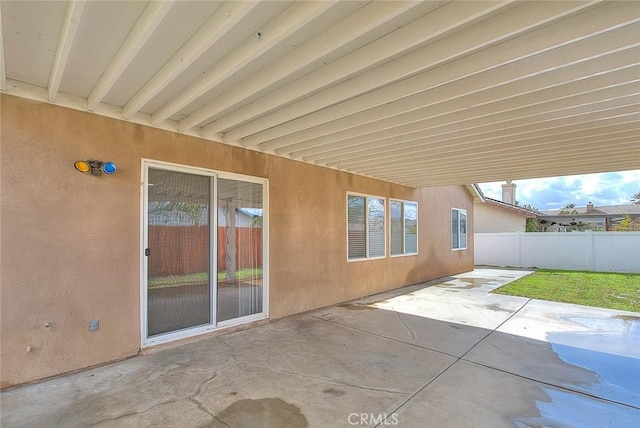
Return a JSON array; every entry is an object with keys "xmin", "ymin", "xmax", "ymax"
[
  {"xmin": 474, "ymin": 203, "xmax": 527, "ymax": 233},
  {"xmin": 1, "ymin": 94, "xmax": 473, "ymax": 387}
]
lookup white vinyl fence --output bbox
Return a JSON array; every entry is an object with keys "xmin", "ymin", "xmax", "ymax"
[{"xmin": 475, "ymin": 232, "xmax": 640, "ymax": 273}]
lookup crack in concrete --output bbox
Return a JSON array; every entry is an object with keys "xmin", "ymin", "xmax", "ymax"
[
  {"xmin": 396, "ymin": 312, "xmax": 416, "ymax": 343},
  {"xmin": 309, "ymin": 314, "xmax": 460, "ymax": 360},
  {"xmin": 216, "ymin": 337, "xmax": 240, "ymax": 364},
  {"xmin": 244, "ymin": 360, "xmax": 412, "ymax": 396},
  {"xmin": 373, "ymin": 358, "xmax": 459, "ymax": 428},
  {"xmin": 87, "ymin": 398, "xmax": 186, "ymax": 426},
  {"xmin": 86, "ymin": 372, "xmax": 220, "ymax": 426}
]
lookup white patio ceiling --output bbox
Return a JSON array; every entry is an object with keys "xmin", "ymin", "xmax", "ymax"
[{"xmin": 1, "ymin": 0, "xmax": 639, "ymax": 187}]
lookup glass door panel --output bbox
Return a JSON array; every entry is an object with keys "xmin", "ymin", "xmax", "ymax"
[
  {"xmin": 146, "ymin": 169, "xmax": 211, "ymax": 336},
  {"xmin": 217, "ymin": 178, "xmax": 263, "ymax": 322}
]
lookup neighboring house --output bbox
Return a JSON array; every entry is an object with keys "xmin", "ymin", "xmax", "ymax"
[
  {"xmin": 472, "ymin": 182, "xmax": 537, "ymax": 233},
  {"xmin": 539, "ymin": 203, "xmax": 640, "ymax": 231}
]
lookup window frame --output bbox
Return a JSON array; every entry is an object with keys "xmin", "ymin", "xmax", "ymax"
[
  {"xmin": 451, "ymin": 208, "xmax": 468, "ymax": 251},
  {"xmin": 346, "ymin": 192, "xmax": 386, "ymax": 262},
  {"xmin": 389, "ymin": 199, "xmax": 419, "ymax": 257}
]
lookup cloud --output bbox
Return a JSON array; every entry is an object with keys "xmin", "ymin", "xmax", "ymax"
[{"xmin": 479, "ymin": 169, "xmax": 640, "ymax": 210}]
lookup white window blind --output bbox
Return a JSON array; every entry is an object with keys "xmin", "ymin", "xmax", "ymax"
[
  {"xmin": 404, "ymin": 202, "xmax": 418, "ymax": 254},
  {"xmin": 347, "ymin": 193, "xmax": 386, "ymax": 260},
  {"xmin": 348, "ymin": 195, "xmax": 366, "ymax": 259},
  {"xmin": 390, "ymin": 200, "xmax": 418, "ymax": 256},
  {"xmin": 390, "ymin": 201, "xmax": 403, "ymax": 256},
  {"xmin": 368, "ymin": 197, "xmax": 385, "ymax": 258}
]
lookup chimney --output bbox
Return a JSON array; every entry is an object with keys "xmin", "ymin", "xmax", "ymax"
[
  {"xmin": 586, "ymin": 202, "xmax": 594, "ymax": 213},
  {"xmin": 501, "ymin": 180, "xmax": 516, "ymax": 205}
]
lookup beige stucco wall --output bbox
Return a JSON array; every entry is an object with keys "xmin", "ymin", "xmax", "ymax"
[
  {"xmin": 1, "ymin": 94, "xmax": 473, "ymax": 388},
  {"xmin": 474, "ymin": 203, "xmax": 527, "ymax": 233}
]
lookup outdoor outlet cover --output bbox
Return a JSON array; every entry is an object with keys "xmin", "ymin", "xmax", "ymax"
[{"xmin": 89, "ymin": 320, "xmax": 99, "ymax": 332}]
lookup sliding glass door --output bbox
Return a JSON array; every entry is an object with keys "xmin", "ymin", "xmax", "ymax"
[
  {"xmin": 143, "ymin": 162, "xmax": 267, "ymax": 344},
  {"xmin": 146, "ymin": 169, "xmax": 211, "ymax": 336},
  {"xmin": 217, "ymin": 178, "xmax": 263, "ymax": 323}
]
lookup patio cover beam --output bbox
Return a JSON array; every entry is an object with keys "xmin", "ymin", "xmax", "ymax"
[
  {"xmin": 183, "ymin": 0, "xmax": 429, "ymax": 133},
  {"xmin": 87, "ymin": 1, "xmax": 173, "ymax": 110},
  {"xmin": 200, "ymin": 0, "xmax": 513, "ymax": 139},
  {"xmin": 150, "ymin": 1, "xmax": 335, "ymax": 125},
  {"xmin": 323, "ymin": 104, "xmax": 640, "ymax": 168},
  {"xmin": 47, "ymin": 0, "xmax": 85, "ymax": 103},
  {"xmin": 249, "ymin": 7, "xmax": 639, "ymax": 151},
  {"xmin": 121, "ymin": 1, "xmax": 259, "ymax": 120}
]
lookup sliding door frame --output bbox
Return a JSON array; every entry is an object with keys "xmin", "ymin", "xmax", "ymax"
[{"xmin": 140, "ymin": 159, "xmax": 269, "ymax": 347}]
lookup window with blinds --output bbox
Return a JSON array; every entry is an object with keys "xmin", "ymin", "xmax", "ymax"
[
  {"xmin": 452, "ymin": 208, "xmax": 468, "ymax": 250},
  {"xmin": 390, "ymin": 200, "xmax": 418, "ymax": 256},
  {"xmin": 347, "ymin": 193, "xmax": 386, "ymax": 260}
]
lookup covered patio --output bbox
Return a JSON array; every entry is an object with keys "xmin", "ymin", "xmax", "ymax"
[
  {"xmin": 2, "ymin": 269, "xmax": 638, "ymax": 427},
  {"xmin": 2, "ymin": 1, "xmax": 640, "ymax": 420}
]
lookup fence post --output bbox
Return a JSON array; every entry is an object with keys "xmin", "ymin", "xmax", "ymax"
[
  {"xmin": 588, "ymin": 231, "xmax": 595, "ymax": 271},
  {"xmin": 515, "ymin": 231, "xmax": 522, "ymax": 268}
]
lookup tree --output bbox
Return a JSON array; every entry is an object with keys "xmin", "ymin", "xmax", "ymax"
[
  {"xmin": 559, "ymin": 203, "xmax": 579, "ymax": 215},
  {"xmin": 526, "ymin": 218, "xmax": 538, "ymax": 232},
  {"xmin": 149, "ymin": 201, "xmax": 204, "ymax": 225},
  {"xmin": 614, "ymin": 215, "xmax": 633, "ymax": 231},
  {"xmin": 514, "ymin": 202, "xmax": 541, "ymax": 232},
  {"xmin": 631, "ymin": 192, "xmax": 640, "ymax": 205}
]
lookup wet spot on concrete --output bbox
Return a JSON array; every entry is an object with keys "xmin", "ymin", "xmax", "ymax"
[
  {"xmin": 322, "ymin": 387, "xmax": 345, "ymax": 397},
  {"xmin": 436, "ymin": 277, "xmax": 488, "ymax": 289},
  {"xmin": 485, "ymin": 303, "xmax": 512, "ymax": 313},
  {"xmin": 547, "ymin": 327, "xmax": 640, "ymax": 408},
  {"xmin": 516, "ymin": 387, "xmax": 640, "ymax": 427},
  {"xmin": 214, "ymin": 398, "xmax": 308, "ymax": 428},
  {"xmin": 339, "ymin": 303, "xmax": 377, "ymax": 310},
  {"xmin": 614, "ymin": 314, "xmax": 640, "ymax": 322},
  {"xmin": 436, "ymin": 282, "xmax": 476, "ymax": 289}
]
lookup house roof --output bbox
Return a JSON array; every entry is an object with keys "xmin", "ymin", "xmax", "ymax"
[
  {"xmin": 480, "ymin": 197, "xmax": 538, "ymax": 218},
  {"xmin": 541, "ymin": 204, "xmax": 640, "ymax": 216},
  {"xmin": 2, "ymin": 1, "xmax": 639, "ymax": 187},
  {"xmin": 466, "ymin": 184, "xmax": 486, "ymax": 203}
]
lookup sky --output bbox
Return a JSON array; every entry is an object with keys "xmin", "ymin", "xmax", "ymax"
[{"xmin": 478, "ymin": 169, "xmax": 640, "ymax": 211}]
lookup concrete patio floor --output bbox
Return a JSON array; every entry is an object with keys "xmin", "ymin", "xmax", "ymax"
[{"xmin": 2, "ymin": 268, "xmax": 639, "ymax": 427}]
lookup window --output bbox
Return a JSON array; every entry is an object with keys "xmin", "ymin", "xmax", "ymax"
[
  {"xmin": 347, "ymin": 193, "xmax": 385, "ymax": 260},
  {"xmin": 452, "ymin": 208, "xmax": 467, "ymax": 250},
  {"xmin": 390, "ymin": 200, "xmax": 418, "ymax": 256}
]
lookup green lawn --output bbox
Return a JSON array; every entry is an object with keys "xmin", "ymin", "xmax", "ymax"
[
  {"xmin": 148, "ymin": 268, "xmax": 263, "ymax": 288},
  {"xmin": 492, "ymin": 269, "xmax": 640, "ymax": 312}
]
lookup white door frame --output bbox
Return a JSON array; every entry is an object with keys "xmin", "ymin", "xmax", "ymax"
[{"xmin": 140, "ymin": 159, "xmax": 269, "ymax": 347}]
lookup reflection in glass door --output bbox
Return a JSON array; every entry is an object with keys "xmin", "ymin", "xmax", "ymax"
[
  {"xmin": 217, "ymin": 178, "xmax": 263, "ymax": 323},
  {"xmin": 146, "ymin": 169, "xmax": 211, "ymax": 336},
  {"xmin": 144, "ymin": 163, "xmax": 268, "ymax": 342}
]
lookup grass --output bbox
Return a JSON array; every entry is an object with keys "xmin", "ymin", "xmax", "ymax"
[
  {"xmin": 492, "ymin": 269, "xmax": 640, "ymax": 313},
  {"xmin": 148, "ymin": 268, "xmax": 263, "ymax": 288}
]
